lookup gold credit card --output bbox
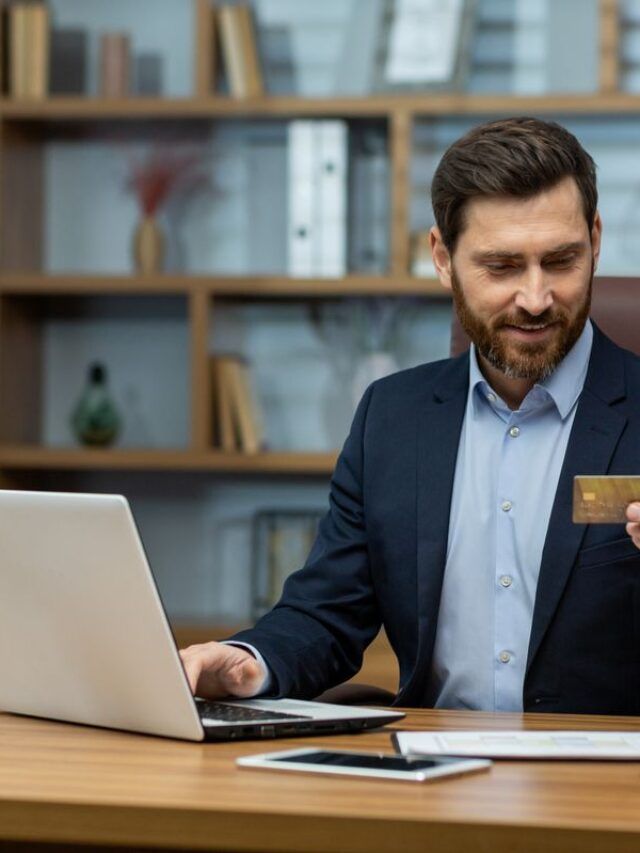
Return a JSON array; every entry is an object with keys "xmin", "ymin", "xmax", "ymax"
[{"xmin": 573, "ymin": 475, "xmax": 640, "ymax": 524}]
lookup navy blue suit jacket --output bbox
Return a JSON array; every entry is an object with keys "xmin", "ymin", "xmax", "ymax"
[{"xmin": 233, "ymin": 325, "xmax": 640, "ymax": 714}]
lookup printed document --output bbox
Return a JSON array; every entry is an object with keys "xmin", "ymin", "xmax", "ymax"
[{"xmin": 394, "ymin": 730, "xmax": 640, "ymax": 760}]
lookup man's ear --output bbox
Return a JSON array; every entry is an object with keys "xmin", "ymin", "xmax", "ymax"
[
  {"xmin": 591, "ymin": 210, "xmax": 602, "ymax": 271},
  {"xmin": 430, "ymin": 227, "xmax": 453, "ymax": 291}
]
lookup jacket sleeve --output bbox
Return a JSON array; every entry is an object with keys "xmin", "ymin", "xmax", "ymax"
[{"xmin": 229, "ymin": 382, "xmax": 382, "ymax": 699}]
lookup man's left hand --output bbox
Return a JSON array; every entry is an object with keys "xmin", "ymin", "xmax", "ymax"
[{"xmin": 626, "ymin": 503, "xmax": 640, "ymax": 549}]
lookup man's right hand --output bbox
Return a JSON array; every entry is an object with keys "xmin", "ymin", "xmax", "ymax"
[{"xmin": 178, "ymin": 641, "xmax": 266, "ymax": 700}]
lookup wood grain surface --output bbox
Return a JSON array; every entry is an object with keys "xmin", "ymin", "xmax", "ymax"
[{"xmin": 2, "ymin": 709, "xmax": 640, "ymax": 852}]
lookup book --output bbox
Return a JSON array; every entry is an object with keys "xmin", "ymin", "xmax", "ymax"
[
  {"xmin": 224, "ymin": 357, "xmax": 262, "ymax": 453},
  {"xmin": 210, "ymin": 357, "xmax": 236, "ymax": 452},
  {"xmin": 217, "ymin": 4, "xmax": 263, "ymax": 98},
  {"xmin": 99, "ymin": 33, "xmax": 130, "ymax": 98},
  {"xmin": 8, "ymin": 3, "xmax": 30, "ymax": 98},
  {"xmin": 235, "ymin": 5, "xmax": 263, "ymax": 98},
  {"xmin": 251, "ymin": 510, "xmax": 324, "ymax": 617},
  {"xmin": 50, "ymin": 29, "xmax": 87, "ymax": 95},
  {"xmin": 217, "ymin": 5, "xmax": 246, "ymax": 98},
  {"xmin": 8, "ymin": 2, "xmax": 50, "ymax": 99},
  {"xmin": 0, "ymin": 8, "xmax": 4, "ymax": 94},
  {"xmin": 28, "ymin": 2, "xmax": 49, "ymax": 99},
  {"xmin": 133, "ymin": 53, "xmax": 163, "ymax": 96},
  {"xmin": 194, "ymin": 0, "xmax": 216, "ymax": 96},
  {"xmin": 211, "ymin": 355, "xmax": 263, "ymax": 453}
]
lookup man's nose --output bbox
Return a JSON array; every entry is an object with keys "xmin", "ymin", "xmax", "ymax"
[{"xmin": 513, "ymin": 266, "xmax": 553, "ymax": 316}]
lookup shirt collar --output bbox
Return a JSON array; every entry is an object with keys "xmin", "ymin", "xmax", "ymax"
[{"xmin": 469, "ymin": 319, "xmax": 593, "ymax": 420}]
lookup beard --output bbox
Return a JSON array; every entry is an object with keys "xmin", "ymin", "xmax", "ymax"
[{"xmin": 450, "ymin": 265, "xmax": 593, "ymax": 382}]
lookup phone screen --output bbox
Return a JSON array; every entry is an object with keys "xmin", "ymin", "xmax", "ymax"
[{"xmin": 271, "ymin": 751, "xmax": 448, "ymax": 772}]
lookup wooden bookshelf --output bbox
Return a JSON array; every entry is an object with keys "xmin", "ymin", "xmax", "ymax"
[{"xmin": 0, "ymin": 0, "xmax": 630, "ymax": 675}]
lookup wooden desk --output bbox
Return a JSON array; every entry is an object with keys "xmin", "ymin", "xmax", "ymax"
[{"xmin": 2, "ymin": 709, "xmax": 640, "ymax": 853}]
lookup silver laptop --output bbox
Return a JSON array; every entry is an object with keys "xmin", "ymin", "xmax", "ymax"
[{"xmin": 0, "ymin": 490, "xmax": 403, "ymax": 741}]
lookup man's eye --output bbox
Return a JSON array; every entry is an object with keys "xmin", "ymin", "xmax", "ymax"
[
  {"xmin": 546, "ymin": 256, "xmax": 574, "ymax": 268},
  {"xmin": 486, "ymin": 264, "xmax": 515, "ymax": 275}
]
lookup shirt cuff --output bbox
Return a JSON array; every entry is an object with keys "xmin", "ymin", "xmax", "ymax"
[{"xmin": 220, "ymin": 641, "xmax": 273, "ymax": 696}]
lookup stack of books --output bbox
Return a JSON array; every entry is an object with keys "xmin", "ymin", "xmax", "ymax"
[
  {"xmin": 195, "ymin": 1, "xmax": 264, "ymax": 98},
  {"xmin": 210, "ymin": 355, "xmax": 264, "ymax": 453},
  {"xmin": 7, "ymin": 2, "xmax": 49, "ymax": 99},
  {"xmin": 287, "ymin": 120, "xmax": 349, "ymax": 278}
]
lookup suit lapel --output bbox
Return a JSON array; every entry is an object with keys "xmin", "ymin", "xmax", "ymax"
[
  {"xmin": 398, "ymin": 354, "xmax": 469, "ymax": 703},
  {"xmin": 526, "ymin": 328, "xmax": 628, "ymax": 673}
]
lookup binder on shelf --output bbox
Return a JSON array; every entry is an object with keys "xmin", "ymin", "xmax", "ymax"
[
  {"xmin": 348, "ymin": 133, "xmax": 389, "ymax": 273},
  {"xmin": 211, "ymin": 355, "xmax": 263, "ymax": 454},
  {"xmin": 333, "ymin": 0, "xmax": 386, "ymax": 96},
  {"xmin": 217, "ymin": 4, "xmax": 263, "ymax": 98},
  {"xmin": 287, "ymin": 120, "xmax": 348, "ymax": 278},
  {"xmin": 317, "ymin": 121, "xmax": 348, "ymax": 277},
  {"xmin": 287, "ymin": 120, "xmax": 316, "ymax": 277},
  {"xmin": 9, "ymin": 2, "xmax": 49, "ymax": 99}
]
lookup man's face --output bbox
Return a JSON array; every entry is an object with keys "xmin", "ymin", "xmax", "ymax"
[{"xmin": 431, "ymin": 177, "xmax": 602, "ymax": 382}]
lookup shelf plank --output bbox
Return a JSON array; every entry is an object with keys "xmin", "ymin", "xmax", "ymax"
[
  {"xmin": 4, "ymin": 93, "xmax": 640, "ymax": 121},
  {"xmin": 0, "ymin": 273, "xmax": 449, "ymax": 298},
  {"xmin": 0, "ymin": 446, "xmax": 338, "ymax": 474}
]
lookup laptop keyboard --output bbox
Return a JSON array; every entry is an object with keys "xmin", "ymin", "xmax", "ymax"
[{"xmin": 197, "ymin": 700, "xmax": 312, "ymax": 723}]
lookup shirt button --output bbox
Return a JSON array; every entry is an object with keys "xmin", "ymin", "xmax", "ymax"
[
  {"xmin": 498, "ymin": 651, "xmax": 511, "ymax": 664},
  {"xmin": 487, "ymin": 393, "xmax": 496, "ymax": 403},
  {"xmin": 499, "ymin": 575, "xmax": 513, "ymax": 588},
  {"xmin": 508, "ymin": 426, "xmax": 520, "ymax": 438},
  {"xmin": 501, "ymin": 500, "xmax": 512, "ymax": 512}
]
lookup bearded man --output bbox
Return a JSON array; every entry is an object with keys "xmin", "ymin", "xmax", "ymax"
[{"xmin": 181, "ymin": 117, "xmax": 640, "ymax": 715}]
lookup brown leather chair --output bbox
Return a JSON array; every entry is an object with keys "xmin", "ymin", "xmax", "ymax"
[{"xmin": 450, "ymin": 276, "xmax": 640, "ymax": 358}]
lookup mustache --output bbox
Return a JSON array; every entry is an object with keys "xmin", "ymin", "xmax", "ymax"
[{"xmin": 494, "ymin": 308, "xmax": 567, "ymax": 329}]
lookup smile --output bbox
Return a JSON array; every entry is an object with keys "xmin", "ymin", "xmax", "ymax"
[{"xmin": 501, "ymin": 323, "xmax": 558, "ymax": 339}]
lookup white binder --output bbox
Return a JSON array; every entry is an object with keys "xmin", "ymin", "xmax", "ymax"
[
  {"xmin": 287, "ymin": 120, "xmax": 317, "ymax": 277},
  {"xmin": 317, "ymin": 120, "xmax": 348, "ymax": 277}
]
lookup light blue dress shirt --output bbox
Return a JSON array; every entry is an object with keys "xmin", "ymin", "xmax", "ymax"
[
  {"xmin": 241, "ymin": 321, "xmax": 593, "ymax": 705},
  {"xmin": 426, "ymin": 320, "xmax": 593, "ymax": 711}
]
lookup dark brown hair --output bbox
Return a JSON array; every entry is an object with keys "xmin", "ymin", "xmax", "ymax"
[{"xmin": 431, "ymin": 117, "xmax": 598, "ymax": 252}]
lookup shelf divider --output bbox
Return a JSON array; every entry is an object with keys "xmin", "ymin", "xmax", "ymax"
[{"xmin": 190, "ymin": 288, "xmax": 212, "ymax": 451}]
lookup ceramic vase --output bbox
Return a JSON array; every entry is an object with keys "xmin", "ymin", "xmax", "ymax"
[
  {"xmin": 71, "ymin": 362, "xmax": 121, "ymax": 447},
  {"xmin": 133, "ymin": 215, "xmax": 165, "ymax": 275}
]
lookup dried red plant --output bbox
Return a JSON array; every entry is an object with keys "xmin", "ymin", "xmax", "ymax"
[{"xmin": 126, "ymin": 146, "xmax": 208, "ymax": 216}]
